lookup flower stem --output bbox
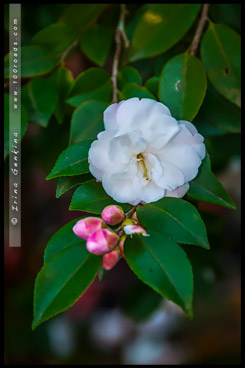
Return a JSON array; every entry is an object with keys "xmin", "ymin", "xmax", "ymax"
[
  {"xmin": 111, "ymin": 4, "xmax": 130, "ymax": 103},
  {"xmin": 114, "ymin": 205, "xmax": 139, "ymax": 234},
  {"xmin": 189, "ymin": 4, "xmax": 210, "ymax": 56}
]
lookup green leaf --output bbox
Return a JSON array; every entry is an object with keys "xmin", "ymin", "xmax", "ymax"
[
  {"xmin": 58, "ymin": 4, "xmax": 108, "ymax": 32},
  {"xmin": 120, "ymin": 278, "xmax": 162, "ymax": 322},
  {"xmin": 4, "ymin": 94, "xmax": 28, "ymax": 160},
  {"xmin": 137, "ymin": 198, "xmax": 209, "ymax": 249},
  {"xmin": 203, "ymin": 155, "xmax": 212, "ymax": 170},
  {"xmin": 69, "ymin": 100, "xmax": 108, "ymax": 145},
  {"xmin": 4, "ymin": 46, "xmax": 61, "ymax": 78},
  {"xmin": 44, "ymin": 217, "xmax": 86, "ymax": 262},
  {"xmin": 144, "ymin": 76, "xmax": 159, "ymax": 97},
  {"xmin": 56, "ymin": 174, "xmax": 94, "ymax": 198},
  {"xmin": 46, "ymin": 140, "xmax": 92, "ymax": 180},
  {"xmin": 194, "ymin": 84, "xmax": 241, "ymax": 134},
  {"xmin": 117, "ymin": 66, "xmax": 142, "ymax": 90},
  {"xmin": 31, "ymin": 23, "xmax": 77, "ymax": 53},
  {"xmin": 80, "ymin": 24, "xmax": 113, "ymax": 66},
  {"xmin": 154, "ymin": 44, "xmax": 185, "ymax": 76},
  {"xmin": 32, "ymin": 244, "xmax": 101, "ymax": 329},
  {"xmin": 124, "ymin": 231, "xmax": 193, "ymax": 318},
  {"xmin": 49, "ymin": 64, "xmax": 74, "ymax": 124},
  {"xmin": 195, "ymin": 121, "xmax": 226, "ymax": 137},
  {"xmin": 159, "ymin": 53, "xmax": 207, "ymax": 121},
  {"xmin": 120, "ymin": 83, "xmax": 155, "ymax": 100},
  {"xmin": 129, "ymin": 4, "xmax": 201, "ymax": 61},
  {"xmin": 187, "ymin": 160, "xmax": 237, "ymax": 209},
  {"xmin": 209, "ymin": 4, "xmax": 241, "ymax": 34},
  {"xmin": 70, "ymin": 181, "xmax": 131, "ymax": 214},
  {"xmin": 98, "ymin": 267, "xmax": 108, "ymax": 282},
  {"xmin": 66, "ymin": 67, "xmax": 112, "ymax": 107},
  {"xmin": 21, "ymin": 77, "xmax": 57, "ymax": 127},
  {"xmin": 201, "ymin": 23, "xmax": 241, "ymax": 107}
]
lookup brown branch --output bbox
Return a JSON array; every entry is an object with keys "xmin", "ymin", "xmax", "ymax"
[
  {"xmin": 189, "ymin": 4, "xmax": 210, "ymax": 56},
  {"xmin": 111, "ymin": 4, "xmax": 130, "ymax": 103},
  {"xmin": 114, "ymin": 205, "xmax": 138, "ymax": 234}
]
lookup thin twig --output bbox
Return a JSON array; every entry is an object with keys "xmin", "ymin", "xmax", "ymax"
[
  {"xmin": 125, "ymin": 205, "xmax": 138, "ymax": 220},
  {"xmin": 114, "ymin": 205, "xmax": 138, "ymax": 234},
  {"xmin": 189, "ymin": 4, "xmax": 210, "ymax": 56},
  {"xmin": 59, "ymin": 39, "xmax": 79, "ymax": 63},
  {"xmin": 111, "ymin": 4, "xmax": 130, "ymax": 103}
]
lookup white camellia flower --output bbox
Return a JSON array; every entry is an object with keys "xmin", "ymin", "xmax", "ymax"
[{"xmin": 88, "ymin": 98, "xmax": 205, "ymax": 205}]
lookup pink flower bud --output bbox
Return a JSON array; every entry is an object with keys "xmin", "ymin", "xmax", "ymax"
[
  {"xmin": 123, "ymin": 224, "xmax": 149, "ymax": 237},
  {"xmin": 73, "ymin": 217, "xmax": 104, "ymax": 240},
  {"xmin": 86, "ymin": 229, "xmax": 119, "ymax": 255},
  {"xmin": 119, "ymin": 235, "xmax": 126, "ymax": 259},
  {"xmin": 101, "ymin": 205, "xmax": 125, "ymax": 225},
  {"xmin": 131, "ymin": 211, "xmax": 138, "ymax": 223},
  {"xmin": 102, "ymin": 249, "xmax": 120, "ymax": 270}
]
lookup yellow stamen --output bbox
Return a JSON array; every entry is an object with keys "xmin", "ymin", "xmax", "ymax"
[{"xmin": 137, "ymin": 153, "xmax": 150, "ymax": 180}]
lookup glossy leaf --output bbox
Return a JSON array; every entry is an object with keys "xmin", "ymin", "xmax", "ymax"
[
  {"xmin": 4, "ymin": 94, "xmax": 28, "ymax": 160},
  {"xmin": 31, "ymin": 23, "xmax": 77, "ymax": 53},
  {"xmin": 49, "ymin": 64, "xmax": 74, "ymax": 124},
  {"xmin": 56, "ymin": 174, "xmax": 94, "ymax": 198},
  {"xmin": 209, "ymin": 4, "xmax": 241, "ymax": 34},
  {"xmin": 69, "ymin": 100, "xmax": 108, "ymax": 145},
  {"xmin": 32, "ymin": 244, "xmax": 101, "ymax": 329},
  {"xmin": 120, "ymin": 83, "xmax": 155, "ymax": 100},
  {"xmin": 159, "ymin": 53, "xmax": 207, "ymax": 121},
  {"xmin": 194, "ymin": 84, "xmax": 241, "ymax": 133},
  {"xmin": 46, "ymin": 140, "xmax": 92, "ymax": 180},
  {"xmin": 124, "ymin": 231, "xmax": 193, "ymax": 318},
  {"xmin": 66, "ymin": 67, "xmax": 112, "ymax": 107},
  {"xmin": 44, "ymin": 217, "xmax": 86, "ymax": 262},
  {"xmin": 201, "ymin": 23, "xmax": 241, "ymax": 107},
  {"xmin": 137, "ymin": 198, "xmax": 209, "ymax": 249},
  {"xmin": 117, "ymin": 66, "xmax": 142, "ymax": 90},
  {"xmin": 187, "ymin": 160, "xmax": 237, "ymax": 209},
  {"xmin": 80, "ymin": 24, "xmax": 113, "ymax": 66},
  {"xmin": 129, "ymin": 4, "xmax": 201, "ymax": 61},
  {"xmin": 58, "ymin": 4, "xmax": 108, "ymax": 31},
  {"xmin": 21, "ymin": 77, "xmax": 57, "ymax": 127},
  {"xmin": 70, "ymin": 181, "xmax": 131, "ymax": 214},
  {"xmin": 4, "ymin": 46, "xmax": 61, "ymax": 78},
  {"xmin": 144, "ymin": 76, "xmax": 159, "ymax": 97},
  {"xmin": 121, "ymin": 277, "xmax": 162, "ymax": 322}
]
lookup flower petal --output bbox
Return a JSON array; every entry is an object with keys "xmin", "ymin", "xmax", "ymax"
[
  {"xmin": 144, "ymin": 115, "xmax": 180, "ymax": 151},
  {"xmin": 135, "ymin": 180, "xmax": 166, "ymax": 203},
  {"xmin": 179, "ymin": 120, "xmax": 198, "ymax": 135},
  {"xmin": 102, "ymin": 173, "xmax": 139, "ymax": 204},
  {"xmin": 175, "ymin": 121, "xmax": 206, "ymax": 159},
  {"xmin": 103, "ymin": 102, "xmax": 123, "ymax": 131},
  {"xmin": 89, "ymin": 163, "xmax": 104, "ymax": 181},
  {"xmin": 116, "ymin": 98, "xmax": 171, "ymax": 133},
  {"xmin": 109, "ymin": 131, "xmax": 147, "ymax": 164},
  {"xmin": 88, "ymin": 130, "xmax": 126, "ymax": 175},
  {"xmin": 157, "ymin": 162, "xmax": 185, "ymax": 190},
  {"xmin": 165, "ymin": 183, "xmax": 190, "ymax": 198},
  {"xmin": 159, "ymin": 143, "xmax": 201, "ymax": 182},
  {"xmin": 143, "ymin": 153, "xmax": 163, "ymax": 182}
]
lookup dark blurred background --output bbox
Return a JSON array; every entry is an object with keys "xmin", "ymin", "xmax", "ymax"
[{"xmin": 4, "ymin": 4, "xmax": 241, "ymax": 365}]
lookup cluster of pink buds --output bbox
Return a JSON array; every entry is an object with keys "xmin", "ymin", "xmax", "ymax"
[{"xmin": 72, "ymin": 205, "xmax": 148, "ymax": 271}]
